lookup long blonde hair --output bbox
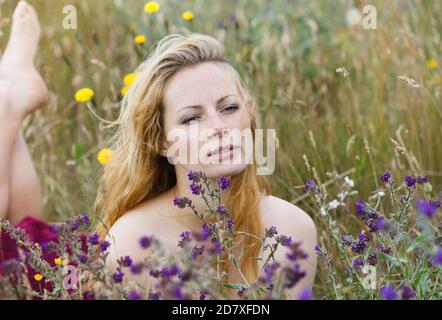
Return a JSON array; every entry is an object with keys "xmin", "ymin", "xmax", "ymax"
[{"xmin": 94, "ymin": 33, "xmax": 270, "ymax": 285}]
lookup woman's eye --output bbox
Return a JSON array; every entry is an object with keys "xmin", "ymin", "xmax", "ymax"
[
  {"xmin": 182, "ymin": 115, "xmax": 200, "ymax": 124},
  {"xmin": 222, "ymin": 104, "xmax": 239, "ymax": 113}
]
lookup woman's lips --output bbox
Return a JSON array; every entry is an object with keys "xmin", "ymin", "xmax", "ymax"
[{"xmin": 208, "ymin": 144, "xmax": 238, "ymax": 157}]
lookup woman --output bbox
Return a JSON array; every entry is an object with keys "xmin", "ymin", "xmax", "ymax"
[{"xmin": 0, "ymin": 2, "xmax": 317, "ymax": 299}]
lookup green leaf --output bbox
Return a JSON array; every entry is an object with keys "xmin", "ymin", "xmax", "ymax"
[{"xmin": 223, "ymin": 283, "xmax": 248, "ymax": 290}]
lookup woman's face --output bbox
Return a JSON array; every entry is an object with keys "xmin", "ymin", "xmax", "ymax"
[{"xmin": 161, "ymin": 61, "xmax": 252, "ymax": 179}]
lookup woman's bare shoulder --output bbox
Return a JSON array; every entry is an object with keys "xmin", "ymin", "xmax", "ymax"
[
  {"xmin": 104, "ymin": 202, "xmax": 163, "ymax": 267},
  {"xmin": 259, "ymin": 194, "xmax": 317, "ymax": 243}
]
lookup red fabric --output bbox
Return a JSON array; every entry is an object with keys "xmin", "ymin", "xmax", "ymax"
[{"xmin": 0, "ymin": 216, "xmax": 59, "ymax": 293}]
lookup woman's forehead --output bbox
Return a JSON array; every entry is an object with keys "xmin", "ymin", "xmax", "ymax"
[{"xmin": 163, "ymin": 62, "xmax": 238, "ymax": 111}]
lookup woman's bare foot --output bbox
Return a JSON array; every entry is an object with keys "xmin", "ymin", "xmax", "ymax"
[{"xmin": 0, "ymin": 1, "xmax": 47, "ymax": 120}]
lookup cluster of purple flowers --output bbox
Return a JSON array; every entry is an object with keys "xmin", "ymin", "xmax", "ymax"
[
  {"xmin": 342, "ymin": 232, "xmax": 370, "ymax": 254},
  {"xmin": 380, "ymin": 171, "xmax": 429, "ymax": 188},
  {"xmin": 380, "ymin": 283, "xmax": 416, "ymax": 300},
  {"xmin": 355, "ymin": 199, "xmax": 386, "ymax": 233}
]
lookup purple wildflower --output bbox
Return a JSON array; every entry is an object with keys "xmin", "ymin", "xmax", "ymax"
[
  {"xmin": 297, "ymin": 288, "xmax": 313, "ymax": 300},
  {"xmin": 351, "ymin": 233, "xmax": 370, "ymax": 254},
  {"xmin": 187, "ymin": 170, "xmax": 194, "ymax": 181},
  {"xmin": 286, "ymin": 241, "xmax": 308, "ymax": 261},
  {"xmin": 283, "ymin": 263, "xmax": 306, "ymax": 288},
  {"xmin": 113, "ymin": 271, "xmax": 124, "ymax": 283},
  {"xmin": 191, "ymin": 245, "xmax": 205, "ymax": 260},
  {"xmin": 202, "ymin": 223, "xmax": 212, "ymax": 241},
  {"xmin": 417, "ymin": 175, "xmax": 429, "ymax": 184},
  {"xmin": 227, "ymin": 219, "xmax": 234, "ymax": 232},
  {"xmin": 399, "ymin": 285, "xmax": 416, "ymax": 300},
  {"xmin": 434, "ymin": 248, "xmax": 442, "ymax": 266},
  {"xmin": 356, "ymin": 199, "xmax": 367, "ymax": 217},
  {"xmin": 263, "ymin": 262, "xmax": 280, "ymax": 283},
  {"xmin": 81, "ymin": 213, "xmax": 90, "ymax": 225},
  {"xmin": 305, "ymin": 179, "xmax": 315, "ymax": 191},
  {"xmin": 199, "ymin": 289, "xmax": 208, "ymax": 300},
  {"xmin": 430, "ymin": 199, "xmax": 442, "ymax": 209},
  {"xmin": 130, "ymin": 263, "xmax": 143, "ymax": 274},
  {"xmin": 148, "ymin": 292, "xmax": 160, "ymax": 300},
  {"xmin": 88, "ymin": 233, "xmax": 100, "ymax": 245},
  {"xmin": 178, "ymin": 231, "xmax": 191, "ymax": 248},
  {"xmin": 380, "ymin": 171, "xmax": 391, "ymax": 183},
  {"xmin": 216, "ymin": 205, "xmax": 228, "ymax": 216},
  {"xmin": 368, "ymin": 217, "xmax": 386, "ymax": 232},
  {"xmin": 380, "ymin": 284, "xmax": 397, "ymax": 300},
  {"xmin": 139, "ymin": 236, "xmax": 152, "ymax": 249},
  {"xmin": 173, "ymin": 285, "xmax": 185, "ymax": 300},
  {"xmin": 237, "ymin": 286, "xmax": 248, "ymax": 299},
  {"xmin": 83, "ymin": 291, "xmax": 95, "ymax": 300},
  {"xmin": 376, "ymin": 245, "xmax": 392, "ymax": 255},
  {"xmin": 367, "ymin": 253, "xmax": 377, "ymax": 266},
  {"xmin": 353, "ymin": 259, "xmax": 364, "ymax": 267},
  {"xmin": 415, "ymin": 199, "xmax": 438, "ymax": 218},
  {"xmin": 100, "ymin": 240, "xmax": 110, "ymax": 252},
  {"xmin": 211, "ymin": 238, "xmax": 223, "ymax": 254},
  {"xmin": 341, "ymin": 234, "xmax": 353, "ymax": 246},
  {"xmin": 128, "ymin": 290, "xmax": 142, "ymax": 300},
  {"xmin": 189, "ymin": 181, "xmax": 201, "ymax": 195},
  {"xmin": 265, "ymin": 226, "xmax": 278, "ymax": 238},
  {"xmin": 218, "ymin": 176, "xmax": 231, "ymax": 191},
  {"xmin": 122, "ymin": 256, "xmax": 133, "ymax": 267},
  {"xmin": 277, "ymin": 235, "xmax": 292, "ymax": 247},
  {"xmin": 161, "ymin": 265, "xmax": 180, "ymax": 278},
  {"xmin": 173, "ymin": 196, "xmax": 188, "ymax": 209},
  {"xmin": 149, "ymin": 269, "xmax": 162, "ymax": 278},
  {"xmin": 78, "ymin": 255, "xmax": 88, "ymax": 264},
  {"xmin": 404, "ymin": 175, "xmax": 417, "ymax": 188}
]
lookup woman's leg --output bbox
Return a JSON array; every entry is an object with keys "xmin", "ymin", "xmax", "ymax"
[
  {"xmin": 0, "ymin": 1, "xmax": 47, "ymax": 224},
  {"xmin": 8, "ymin": 133, "xmax": 44, "ymax": 224}
]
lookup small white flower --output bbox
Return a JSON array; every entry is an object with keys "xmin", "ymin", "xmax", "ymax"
[
  {"xmin": 328, "ymin": 199, "xmax": 340, "ymax": 210},
  {"xmin": 377, "ymin": 191, "xmax": 385, "ymax": 197},
  {"xmin": 344, "ymin": 176, "xmax": 355, "ymax": 187},
  {"xmin": 346, "ymin": 8, "xmax": 362, "ymax": 28},
  {"xmin": 320, "ymin": 207, "xmax": 327, "ymax": 216},
  {"xmin": 336, "ymin": 67, "xmax": 349, "ymax": 77},
  {"xmin": 337, "ymin": 192, "xmax": 346, "ymax": 201}
]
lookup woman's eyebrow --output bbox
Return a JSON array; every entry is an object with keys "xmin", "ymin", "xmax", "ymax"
[{"xmin": 176, "ymin": 94, "xmax": 238, "ymax": 115}]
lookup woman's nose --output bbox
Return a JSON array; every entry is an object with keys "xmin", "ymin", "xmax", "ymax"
[{"xmin": 208, "ymin": 115, "xmax": 228, "ymax": 137}]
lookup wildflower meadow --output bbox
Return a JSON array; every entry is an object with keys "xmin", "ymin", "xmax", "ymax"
[{"xmin": 0, "ymin": 0, "xmax": 441, "ymax": 301}]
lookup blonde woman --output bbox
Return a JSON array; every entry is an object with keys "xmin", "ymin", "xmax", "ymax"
[{"xmin": 0, "ymin": 2, "xmax": 317, "ymax": 298}]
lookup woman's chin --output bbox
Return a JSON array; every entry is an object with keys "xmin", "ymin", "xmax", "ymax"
[{"xmin": 199, "ymin": 163, "xmax": 248, "ymax": 179}]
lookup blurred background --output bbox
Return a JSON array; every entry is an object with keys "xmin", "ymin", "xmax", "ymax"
[{"xmin": 0, "ymin": 0, "xmax": 441, "ymax": 297}]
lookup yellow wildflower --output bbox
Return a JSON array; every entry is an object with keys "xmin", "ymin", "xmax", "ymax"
[
  {"xmin": 123, "ymin": 73, "xmax": 139, "ymax": 86},
  {"xmin": 97, "ymin": 148, "xmax": 112, "ymax": 165},
  {"xmin": 34, "ymin": 274, "xmax": 43, "ymax": 281},
  {"xmin": 426, "ymin": 58, "xmax": 438, "ymax": 70},
  {"xmin": 182, "ymin": 11, "xmax": 194, "ymax": 21},
  {"xmin": 75, "ymin": 88, "xmax": 94, "ymax": 103},
  {"xmin": 134, "ymin": 35, "xmax": 146, "ymax": 45},
  {"xmin": 121, "ymin": 86, "xmax": 129, "ymax": 96},
  {"xmin": 54, "ymin": 257, "xmax": 68, "ymax": 266},
  {"xmin": 144, "ymin": 1, "xmax": 160, "ymax": 14}
]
